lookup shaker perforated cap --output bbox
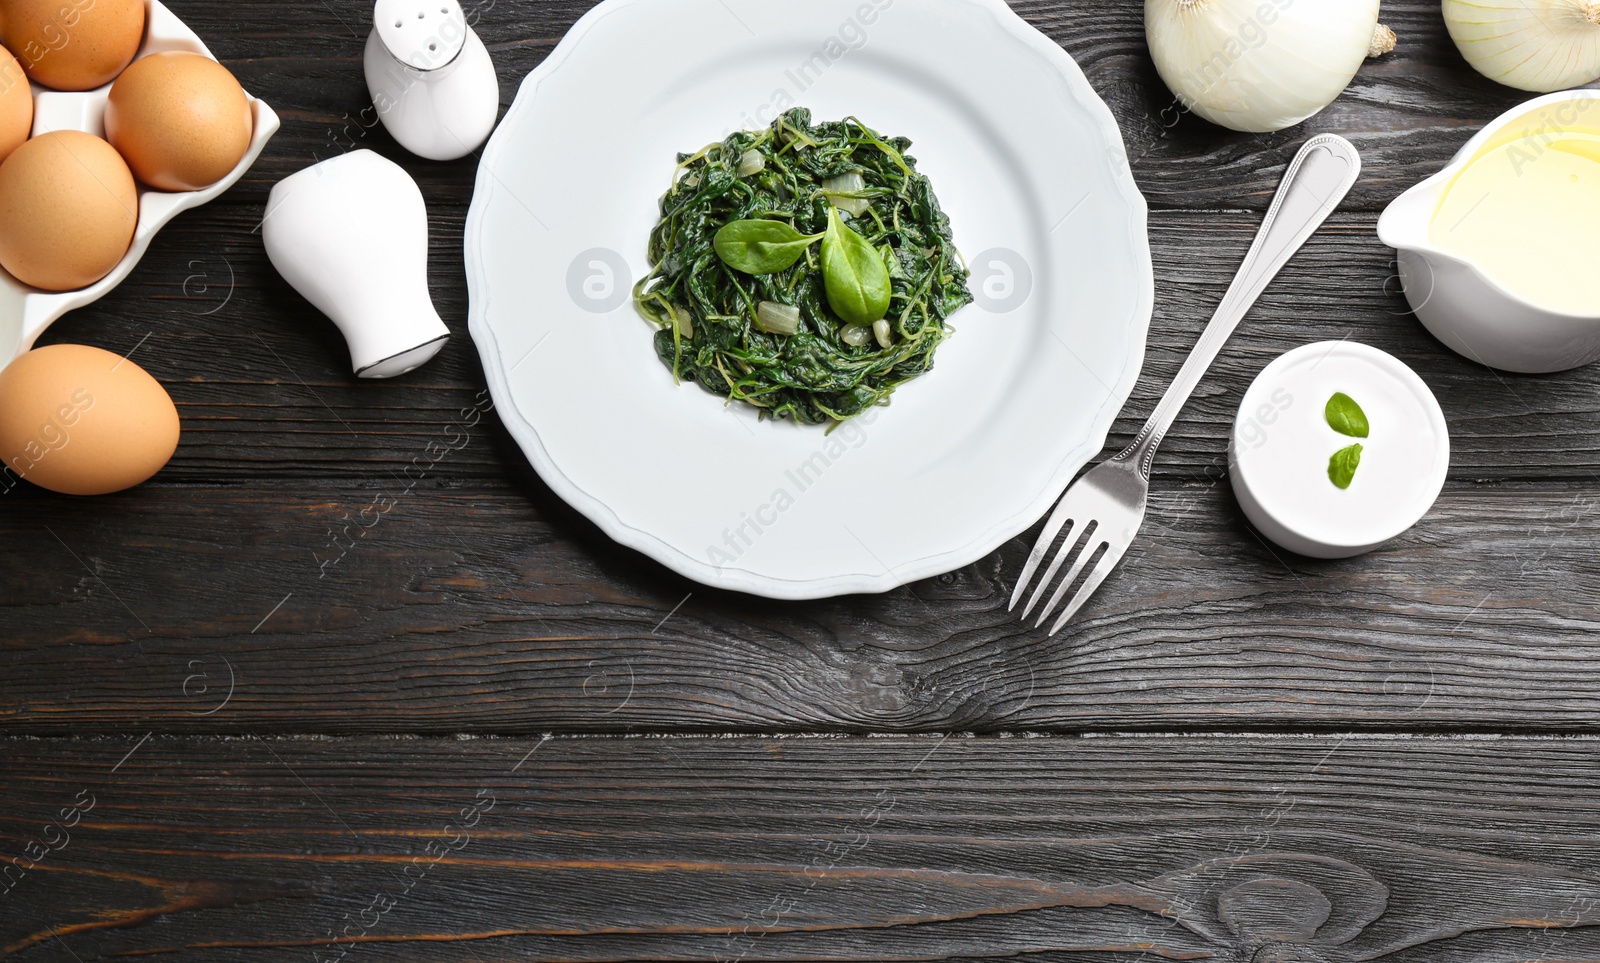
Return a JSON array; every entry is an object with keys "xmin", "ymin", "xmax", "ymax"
[{"xmin": 373, "ymin": 0, "xmax": 468, "ymax": 70}]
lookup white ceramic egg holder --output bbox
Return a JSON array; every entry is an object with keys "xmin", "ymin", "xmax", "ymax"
[{"xmin": 0, "ymin": 0, "xmax": 280, "ymax": 369}]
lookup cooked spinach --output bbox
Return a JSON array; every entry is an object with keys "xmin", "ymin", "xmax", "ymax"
[{"xmin": 633, "ymin": 108, "xmax": 973, "ymax": 425}]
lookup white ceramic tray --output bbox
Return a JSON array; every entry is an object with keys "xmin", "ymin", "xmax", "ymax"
[
  {"xmin": 0, "ymin": 0, "xmax": 280, "ymax": 368},
  {"xmin": 467, "ymin": 0, "xmax": 1154, "ymax": 599}
]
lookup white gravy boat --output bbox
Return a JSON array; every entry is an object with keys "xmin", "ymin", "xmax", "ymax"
[{"xmin": 1378, "ymin": 91, "xmax": 1600, "ymax": 374}]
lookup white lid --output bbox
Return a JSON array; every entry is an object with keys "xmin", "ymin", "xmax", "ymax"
[
  {"xmin": 373, "ymin": 0, "xmax": 468, "ymax": 70},
  {"xmin": 1229, "ymin": 341, "xmax": 1450, "ymax": 559}
]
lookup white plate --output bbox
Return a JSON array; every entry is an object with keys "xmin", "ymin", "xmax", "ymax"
[
  {"xmin": 0, "ymin": 0, "xmax": 281, "ymax": 368},
  {"xmin": 466, "ymin": 0, "xmax": 1153, "ymax": 599}
]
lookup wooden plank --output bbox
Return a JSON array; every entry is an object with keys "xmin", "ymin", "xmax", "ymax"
[
  {"xmin": 2, "ymin": 482, "xmax": 1596, "ymax": 734},
  {"xmin": 3, "ymin": 734, "xmax": 1600, "ymax": 960},
  {"xmin": 167, "ymin": 0, "xmax": 1562, "ymax": 214},
  {"xmin": 38, "ymin": 206, "xmax": 1600, "ymax": 486}
]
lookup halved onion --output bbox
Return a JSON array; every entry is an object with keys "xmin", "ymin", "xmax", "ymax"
[{"xmin": 756, "ymin": 301, "xmax": 801, "ymax": 336}]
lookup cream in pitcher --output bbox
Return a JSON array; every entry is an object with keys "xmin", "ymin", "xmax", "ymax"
[
  {"xmin": 1431, "ymin": 116, "xmax": 1600, "ymax": 316},
  {"xmin": 1380, "ymin": 92, "xmax": 1600, "ymax": 373}
]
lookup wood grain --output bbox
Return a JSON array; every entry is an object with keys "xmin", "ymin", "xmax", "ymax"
[
  {"xmin": 5, "ymin": 735, "xmax": 1600, "ymax": 961},
  {"xmin": 2, "ymin": 480, "xmax": 1596, "ymax": 734},
  {"xmin": 6, "ymin": 0, "xmax": 1600, "ymax": 955}
]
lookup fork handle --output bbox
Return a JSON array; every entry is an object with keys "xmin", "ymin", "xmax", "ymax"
[{"xmin": 1115, "ymin": 134, "xmax": 1362, "ymax": 479}]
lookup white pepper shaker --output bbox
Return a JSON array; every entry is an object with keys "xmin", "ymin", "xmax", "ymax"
[
  {"xmin": 364, "ymin": 0, "xmax": 499, "ymax": 161},
  {"xmin": 262, "ymin": 150, "xmax": 450, "ymax": 379}
]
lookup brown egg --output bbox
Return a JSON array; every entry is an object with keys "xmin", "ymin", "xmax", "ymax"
[
  {"xmin": 105, "ymin": 51, "xmax": 251, "ymax": 192},
  {"xmin": 0, "ymin": 0, "xmax": 145, "ymax": 91},
  {"xmin": 0, "ymin": 344, "xmax": 179, "ymax": 496},
  {"xmin": 0, "ymin": 43, "xmax": 30, "ymax": 163},
  {"xmin": 0, "ymin": 129, "xmax": 137, "ymax": 291}
]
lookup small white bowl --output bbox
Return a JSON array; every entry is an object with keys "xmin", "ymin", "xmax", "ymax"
[
  {"xmin": 1378, "ymin": 90, "xmax": 1600, "ymax": 374},
  {"xmin": 1229, "ymin": 341, "xmax": 1450, "ymax": 559},
  {"xmin": 0, "ymin": 0, "xmax": 280, "ymax": 369}
]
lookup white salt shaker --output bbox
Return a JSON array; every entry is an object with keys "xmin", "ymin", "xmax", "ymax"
[
  {"xmin": 364, "ymin": 0, "xmax": 500, "ymax": 161},
  {"xmin": 262, "ymin": 150, "xmax": 450, "ymax": 379}
]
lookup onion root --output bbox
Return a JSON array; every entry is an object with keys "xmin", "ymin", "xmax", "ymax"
[{"xmin": 1368, "ymin": 23, "xmax": 1397, "ymax": 58}]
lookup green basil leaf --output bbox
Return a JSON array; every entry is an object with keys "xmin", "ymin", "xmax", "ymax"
[
  {"xmin": 1325, "ymin": 392, "xmax": 1369, "ymax": 438},
  {"xmin": 821, "ymin": 206, "xmax": 892, "ymax": 326},
  {"xmin": 1328, "ymin": 443, "xmax": 1364, "ymax": 490},
  {"xmin": 713, "ymin": 220, "xmax": 822, "ymax": 275}
]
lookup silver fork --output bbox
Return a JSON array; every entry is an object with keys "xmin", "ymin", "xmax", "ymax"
[{"xmin": 1011, "ymin": 134, "xmax": 1363, "ymax": 635}]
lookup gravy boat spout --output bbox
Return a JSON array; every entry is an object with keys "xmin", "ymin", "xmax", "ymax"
[{"xmin": 1379, "ymin": 90, "xmax": 1600, "ymax": 374}]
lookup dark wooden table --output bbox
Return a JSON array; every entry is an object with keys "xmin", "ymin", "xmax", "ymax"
[{"xmin": 6, "ymin": 1, "xmax": 1600, "ymax": 959}]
